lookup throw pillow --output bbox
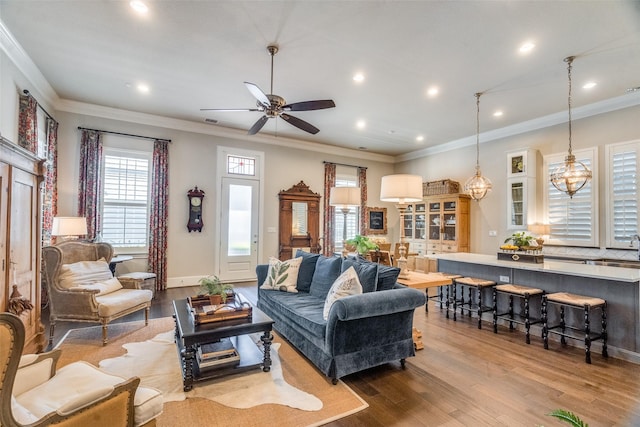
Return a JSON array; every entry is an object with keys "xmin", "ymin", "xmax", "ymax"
[
  {"xmin": 309, "ymin": 255, "xmax": 343, "ymax": 298},
  {"xmin": 260, "ymin": 256, "xmax": 302, "ymax": 293},
  {"xmin": 58, "ymin": 258, "xmax": 113, "ymax": 289},
  {"xmin": 377, "ymin": 264, "xmax": 401, "ymax": 291},
  {"xmin": 70, "ymin": 276, "xmax": 123, "ymax": 296},
  {"xmin": 295, "ymin": 249, "xmax": 320, "ymax": 292},
  {"xmin": 341, "ymin": 258, "xmax": 378, "ymax": 293},
  {"xmin": 323, "ymin": 266, "xmax": 363, "ymax": 320}
]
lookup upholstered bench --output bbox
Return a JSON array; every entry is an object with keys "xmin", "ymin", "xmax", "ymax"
[
  {"xmin": 493, "ymin": 284, "xmax": 544, "ymax": 344},
  {"xmin": 119, "ymin": 272, "xmax": 157, "ymax": 299},
  {"xmin": 542, "ymin": 292, "xmax": 608, "ymax": 364},
  {"xmin": 450, "ymin": 277, "xmax": 496, "ymax": 328}
]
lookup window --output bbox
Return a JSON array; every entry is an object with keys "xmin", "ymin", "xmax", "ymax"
[
  {"xmin": 606, "ymin": 140, "xmax": 640, "ymax": 248},
  {"xmin": 544, "ymin": 147, "xmax": 598, "ymax": 247},
  {"xmin": 227, "ymin": 155, "xmax": 255, "ymax": 176},
  {"xmin": 333, "ymin": 178, "xmax": 359, "ymax": 251},
  {"xmin": 102, "ymin": 149, "xmax": 150, "ymax": 250}
]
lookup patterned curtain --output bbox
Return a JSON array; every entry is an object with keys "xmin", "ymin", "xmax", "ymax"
[
  {"xmin": 149, "ymin": 139, "xmax": 169, "ymax": 292},
  {"xmin": 78, "ymin": 130, "xmax": 103, "ymax": 240},
  {"xmin": 42, "ymin": 118, "xmax": 59, "ymax": 246},
  {"xmin": 18, "ymin": 93, "xmax": 38, "ymax": 154},
  {"xmin": 322, "ymin": 162, "xmax": 336, "ymax": 256},
  {"xmin": 358, "ymin": 167, "xmax": 368, "ymax": 234}
]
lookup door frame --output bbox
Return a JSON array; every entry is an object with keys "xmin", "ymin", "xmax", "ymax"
[{"xmin": 214, "ymin": 146, "xmax": 264, "ymax": 281}]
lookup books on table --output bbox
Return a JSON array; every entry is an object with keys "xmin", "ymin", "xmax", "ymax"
[{"xmin": 197, "ymin": 338, "xmax": 240, "ymax": 369}]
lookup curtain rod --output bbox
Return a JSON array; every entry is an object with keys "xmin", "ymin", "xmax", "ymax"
[
  {"xmin": 23, "ymin": 90, "xmax": 56, "ymax": 122},
  {"xmin": 323, "ymin": 160, "xmax": 367, "ymax": 170},
  {"xmin": 77, "ymin": 127, "xmax": 171, "ymax": 143}
]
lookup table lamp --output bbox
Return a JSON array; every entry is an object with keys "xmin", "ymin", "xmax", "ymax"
[
  {"xmin": 52, "ymin": 216, "xmax": 88, "ymax": 242},
  {"xmin": 527, "ymin": 223, "xmax": 551, "ymax": 250},
  {"xmin": 329, "ymin": 187, "xmax": 361, "ymax": 257},
  {"xmin": 380, "ymin": 174, "xmax": 423, "ymax": 279}
]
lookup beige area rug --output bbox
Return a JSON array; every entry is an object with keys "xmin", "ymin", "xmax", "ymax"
[{"xmin": 57, "ymin": 318, "xmax": 368, "ymax": 427}]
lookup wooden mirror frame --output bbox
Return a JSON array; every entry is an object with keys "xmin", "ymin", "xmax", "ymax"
[{"xmin": 278, "ymin": 181, "xmax": 321, "ymax": 260}]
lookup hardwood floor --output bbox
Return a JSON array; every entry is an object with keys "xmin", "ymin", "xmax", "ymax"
[{"xmin": 43, "ymin": 284, "xmax": 640, "ymax": 426}]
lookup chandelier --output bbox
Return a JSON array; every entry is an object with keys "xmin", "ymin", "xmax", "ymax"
[
  {"xmin": 549, "ymin": 56, "xmax": 592, "ymax": 198},
  {"xmin": 464, "ymin": 92, "xmax": 492, "ymax": 201}
]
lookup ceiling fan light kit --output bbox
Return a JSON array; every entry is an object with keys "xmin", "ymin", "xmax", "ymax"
[
  {"xmin": 201, "ymin": 44, "xmax": 335, "ymax": 135},
  {"xmin": 550, "ymin": 56, "xmax": 592, "ymax": 198}
]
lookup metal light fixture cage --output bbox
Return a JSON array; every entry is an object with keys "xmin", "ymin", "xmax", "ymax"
[
  {"xmin": 549, "ymin": 56, "xmax": 592, "ymax": 198},
  {"xmin": 464, "ymin": 92, "xmax": 492, "ymax": 201}
]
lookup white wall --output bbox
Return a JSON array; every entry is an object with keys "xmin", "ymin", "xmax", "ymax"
[{"xmin": 397, "ymin": 104, "xmax": 640, "ymax": 256}]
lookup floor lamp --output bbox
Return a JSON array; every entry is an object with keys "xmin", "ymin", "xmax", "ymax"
[
  {"xmin": 329, "ymin": 187, "xmax": 361, "ymax": 258},
  {"xmin": 380, "ymin": 174, "xmax": 423, "ymax": 279}
]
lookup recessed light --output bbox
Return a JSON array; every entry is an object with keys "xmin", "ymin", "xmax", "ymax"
[
  {"xmin": 493, "ymin": 111, "xmax": 503, "ymax": 117},
  {"xmin": 582, "ymin": 81, "xmax": 597, "ymax": 89},
  {"xmin": 130, "ymin": 1, "xmax": 148, "ymax": 14},
  {"xmin": 356, "ymin": 120, "xmax": 366, "ymax": 129},
  {"xmin": 518, "ymin": 42, "xmax": 535, "ymax": 54},
  {"xmin": 427, "ymin": 86, "xmax": 439, "ymax": 97},
  {"xmin": 416, "ymin": 135, "xmax": 424, "ymax": 142},
  {"xmin": 353, "ymin": 73, "xmax": 365, "ymax": 83},
  {"xmin": 136, "ymin": 83, "xmax": 150, "ymax": 93}
]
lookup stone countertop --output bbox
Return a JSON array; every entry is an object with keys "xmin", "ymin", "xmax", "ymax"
[{"xmin": 431, "ymin": 252, "xmax": 640, "ymax": 283}]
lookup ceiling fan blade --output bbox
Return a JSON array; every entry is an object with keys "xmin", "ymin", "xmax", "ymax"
[
  {"xmin": 199, "ymin": 108, "xmax": 262, "ymax": 112},
  {"xmin": 244, "ymin": 82, "xmax": 271, "ymax": 108},
  {"xmin": 248, "ymin": 115, "xmax": 269, "ymax": 135},
  {"xmin": 283, "ymin": 100, "xmax": 336, "ymax": 111},
  {"xmin": 280, "ymin": 113, "xmax": 320, "ymax": 134}
]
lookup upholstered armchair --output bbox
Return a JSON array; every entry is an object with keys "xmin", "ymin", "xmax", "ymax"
[
  {"xmin": 42, "ymin": 241, "xmax": 153, "ymax": 345},
  {"xmin": 0, "ymin": 312, "xmax": 163, "ymax": 427}
]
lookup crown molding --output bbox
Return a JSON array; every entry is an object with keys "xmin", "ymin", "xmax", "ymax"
[
  {"xmin": 397, "ymin": 91, "xmax": 640, "ymax": 163},
  {"xmin": 56, "ymin": 98, "xmax": 396, "ymax": 164},
  {"xmin": 0, "ymin": 20, "xmax": 59, "ymax": 107}
]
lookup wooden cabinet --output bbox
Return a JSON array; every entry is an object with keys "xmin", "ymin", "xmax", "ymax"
[
  {"xmin": 278, "ymin": 181, "xmax": 321, "ymax": 261},
  {"xmin": 425, "ymin": 194, "xmax": 470, "ymax": 254},
  {"xmin": 404, "ymin": 202, "xmax": 426, "ymax": 255},
  {"xmin": 0, "ymin": 137, "xmax": 45, "ymax": 353}
]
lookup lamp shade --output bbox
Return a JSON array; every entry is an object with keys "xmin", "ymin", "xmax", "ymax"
[
  {"xmin": 528, "ymin": 223, "xmax": 551, "ymax": 236},
  {"xmin": 380, "ymin": 174, "xmax": 423, "ymax": 204},
  {"xmin": 329, "ymin": 187, "xmax": 361, "ymax": 207},
  {"xmin": 51, "ymin": 217, "xmax": 88, "ymax": 237}
]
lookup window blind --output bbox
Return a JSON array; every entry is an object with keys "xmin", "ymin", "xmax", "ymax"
[{"xmin": 608, "ymin": 141, "xmax": 639, "ymax": 248}]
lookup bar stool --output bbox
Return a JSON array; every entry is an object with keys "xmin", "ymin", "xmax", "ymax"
[
  {"xmin": 492, "ymin": 284, "xmax": 544, "ymax": 344},
  {"xmin": 542, "ymin": 292, "xmax": 608, "ymax": 364},
  {"xmin": 427, "ymin": 273, "xmax": 462, "ymax": 313},
  {"xmin": 449, "ymin": 277, "xmax": 496, "ymax": 328}
]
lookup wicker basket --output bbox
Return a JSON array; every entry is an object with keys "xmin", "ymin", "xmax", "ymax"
[{"xmin": 423, "ymin": 179, "xmax": 460, "ymax": 196}]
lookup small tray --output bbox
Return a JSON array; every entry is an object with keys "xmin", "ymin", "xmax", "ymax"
[{"xmin": 189, "ymin": 294, "xmax": 252, "ymax": 325}]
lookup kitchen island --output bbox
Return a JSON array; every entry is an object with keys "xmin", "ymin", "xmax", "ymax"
[{"xmin": 431, "ymin": 252, "xmax": 640, "ymax": 362}]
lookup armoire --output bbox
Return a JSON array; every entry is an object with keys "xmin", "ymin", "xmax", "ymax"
[{"xmin": 0, "ymin": 136, "xmax": 45, "ymax": 353}]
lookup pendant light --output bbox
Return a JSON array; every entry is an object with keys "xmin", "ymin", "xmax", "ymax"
[
  {"xmin": 464, "ymin": 92, "xmax": 492, "ymax": 201},
  {"xmin": 549, "ymin": 56, "xmax": 592, "ymax": 198}
]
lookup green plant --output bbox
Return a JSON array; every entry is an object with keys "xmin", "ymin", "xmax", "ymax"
[
  {"xmin": 345, "ymin": 234, "xmax": 379, "ymax": 255},
  {"xmin": 504, "ymin": 231, "xmax": 535, "ymax": 247},
  {"xmin": 198, "ymin": 276, "xmax": 234, "ymax": 302},
  {"xmin": 547, "ymin": 409, "xmax": 588, "ymax": 427}
]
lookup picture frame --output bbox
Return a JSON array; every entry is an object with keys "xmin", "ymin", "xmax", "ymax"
[{"xmin": 366, "ymin": 207, "xmax": 387, "ymax": 235}]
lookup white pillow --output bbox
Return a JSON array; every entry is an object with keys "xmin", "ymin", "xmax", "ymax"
[
  {"xmin": 70, "ymin": 277, "xmax": 123, "ymax": 296},
  {"xmin": 260, "ymin": 256, "xmax": 302, "ymax": 293},
  {"xmin": 323, "ymin": 266, "xmax": 363, "ymax": 320},
  {"xmin": 58, "ymin": 259, "xmax": 113, "ymax": 289}
]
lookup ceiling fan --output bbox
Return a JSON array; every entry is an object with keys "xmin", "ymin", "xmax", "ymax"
[{"xmin": 201, "ymin": 44, "xmax": 335, "ymax": 135}]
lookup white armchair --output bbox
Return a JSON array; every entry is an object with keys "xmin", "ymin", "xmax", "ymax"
[
  {"xmin": 42, "ymin": 241, "xmax": 153, "ymax": 345},
  {"xmin": 0, "ymin": 313, "xmax": 163, "ymax": 427}
]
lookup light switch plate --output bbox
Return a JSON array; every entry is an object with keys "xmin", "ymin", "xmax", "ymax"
[{"xmin": 489, "ymin": 230, "xmax": 497, "ymax": 237}]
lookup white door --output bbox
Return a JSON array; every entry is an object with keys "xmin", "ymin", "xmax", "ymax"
[{"xmin": 219, "ymin": 177, "xmax": 259, "ymax": 281}]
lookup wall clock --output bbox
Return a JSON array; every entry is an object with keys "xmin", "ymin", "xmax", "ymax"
[{"xmin": 187, "ymin": 186, "xmax": 205, "ymax": 232}]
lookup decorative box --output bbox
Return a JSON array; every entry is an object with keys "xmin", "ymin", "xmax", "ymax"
[{"xmin": 497, "ymin": 251, "xmax": 544, "ymax": 264}]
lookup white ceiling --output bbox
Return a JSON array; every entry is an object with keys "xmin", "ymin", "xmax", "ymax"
[{"xmin": 1, "ymin": 1, "xmax": 639, "ymax": 157}]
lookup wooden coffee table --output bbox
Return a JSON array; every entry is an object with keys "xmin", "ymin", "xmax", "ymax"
[{"xmin": 172, "ymin": 294, "xmax": 275, "ymax": 391}]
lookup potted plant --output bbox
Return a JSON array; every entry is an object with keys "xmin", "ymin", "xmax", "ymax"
[
  {"xmin": 345, "ymin": 235, "xmax": 379, "ymax": 256},
  {"xmin": 198, "ymin": 275, "xmax": 234, "ymax": 305},
  {"xmin": 503, "ymin": 231, "xmax": 535, "ymax": 250}
]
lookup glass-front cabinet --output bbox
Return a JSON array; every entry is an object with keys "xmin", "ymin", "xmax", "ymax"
[
  {"xmin": 404, "ymin": 202, "xmax": 426, "ymax": 254},
  {"xmin": 425, "ymin": 194, "xmax": 470, "ymax": 254},
  {"xmin": 506, "ymin": 149, "xmax": 537, "ymax": 230}
]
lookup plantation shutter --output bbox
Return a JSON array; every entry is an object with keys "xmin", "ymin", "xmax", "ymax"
[{"xmin": 607, "ymin": 141, "xmax": 639, "ymax": 248}]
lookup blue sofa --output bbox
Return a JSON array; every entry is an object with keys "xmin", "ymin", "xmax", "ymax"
[{"xmin": 256, "ymin": 250, "xmax": 426, "ymax": 384}]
